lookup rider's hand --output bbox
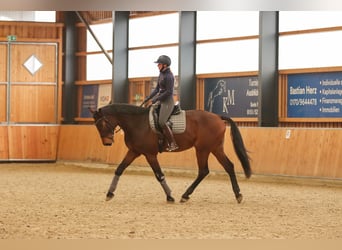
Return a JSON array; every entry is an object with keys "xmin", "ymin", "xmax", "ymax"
[{"xmin": 152, "ymin": 100, "xmax": 160, "ymax": 106}]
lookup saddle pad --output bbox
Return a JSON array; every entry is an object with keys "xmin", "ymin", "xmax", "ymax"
[{"xmin": 149, "ymin": 109, "xmax": 186, "ymax": 134}]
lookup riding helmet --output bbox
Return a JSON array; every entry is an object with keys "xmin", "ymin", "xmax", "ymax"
[{"xmin": 154, "ymin": 55, "xmax": 171, "ymax": 66}]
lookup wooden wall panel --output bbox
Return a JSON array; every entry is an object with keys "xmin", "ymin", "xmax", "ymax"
[
  {"xmin": 316, "ymin": 130, "xmax": 342, "ymax": 177},
  {"xmin": 240, "ymin": 128, "xmax": 342, "ymax": 179},
  {"xmin": 0, "ymin": 44, "xmax": 7, "ymax": 123},
  {"xmin": 57, "ymin": 125, "xmax": 342, "ymax": 179},
  {"xmin": 0, "ymin": 126, "xmax": 9, "ymax": 159},
  {"xmin": 10, "ymin": 44, "xmax": 56, "ymax": 83},
  {"xmin": 0, "ymin": 22, "xmax": 62, "ymax": 162},
  {"xmin": 0, "ymin": 85, "xmax": 6, "ymax": 122},
  {"xmin": 8, "ymin": 126, "xmax": 59, "ymax": 160},
  {"xmin": 0, "ymin": 44, "xmax": 7, "ymax": 82},
  {"xmin": 0, "ymin": 22, "xmax": 63, "ymax": 40},
  {"xmin": 10, "ymin": 85, "xmax": 56, "ymax": 123},
  {"xmin": 57, "ymin": 125, "xmax": 112, "ymax": 162}
]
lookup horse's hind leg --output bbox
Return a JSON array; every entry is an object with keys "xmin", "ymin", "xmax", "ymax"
[
  {"xmin": 145, "ymin": 154, "xmax": 175, "ymax": 203},
  {"xmin": 106, "ymin": 150, "xmax": 140, "ymax": 201},
  {"xmin": 212, "ymin": 148, "xmax": 242, "ymax": 203},
  {"xmin": 180, "ymin": 150, "xmax": 210, "ymax": 203}
]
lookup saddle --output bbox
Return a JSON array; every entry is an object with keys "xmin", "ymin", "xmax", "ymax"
[{"xmin": 149, "ymin": 102, "xmax": 186, "ymax": 152}]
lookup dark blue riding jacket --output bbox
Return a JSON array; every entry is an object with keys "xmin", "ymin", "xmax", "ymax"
[{"xmin": 149, "ymin": 67, "xmax": 174, "ymax": 103}]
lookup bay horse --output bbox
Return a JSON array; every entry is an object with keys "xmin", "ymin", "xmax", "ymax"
[{"xmin": 90, "ymin": 103, "xmax": 251, "ymax": 203}]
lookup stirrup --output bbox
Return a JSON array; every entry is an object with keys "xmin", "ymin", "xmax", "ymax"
[{"xmin": 166, "ymin": 143, "xmax": 179, "ymax": 152}]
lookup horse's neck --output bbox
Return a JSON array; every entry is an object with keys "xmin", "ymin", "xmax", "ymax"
[{"xmin": 116, "ymin": 113, "xmax": 148, "ymax": 134}]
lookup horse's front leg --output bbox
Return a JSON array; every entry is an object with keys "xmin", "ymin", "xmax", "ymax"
[
  {"xmin": 106, "ymin": 150, "xmax": 140, "ymax": 201},
  {"xmin": 145, "ymin": 154, "xmax": 175, "ymax": 203}
]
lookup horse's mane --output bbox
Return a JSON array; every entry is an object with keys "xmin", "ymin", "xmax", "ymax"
[{"xmin": 100, "ymin": 103, "xmax": 149, "ymax": 115}]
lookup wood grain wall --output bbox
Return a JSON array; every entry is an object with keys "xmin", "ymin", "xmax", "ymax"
[
  {"xmin": 57, "ymin": 125, "xmax": 342, "ymax": 179},
  {"xmin": 0, "ymin": 126, "xmax": 9, "ymax": 159},
  {"xmin": 10, "ymin": 85, "xmax": 56, "ymax": 123},
  {"xmin": 10, "ymin": 44, "xmax": 57, "ymax": 83},
  {"xmin": 0, "ymin": 44, "xmax": 7, "ymax": 122},
  {"xmin": 0, "ymin": 21, "xmax": 63, "ymax": 41},
  {"xmin": 0, "ymin": 125, "xmax": 59, "ymax": 161},
  {"xmin": 0, "ymin": 44, "xmax": 6, "ymax": 81},
  {"xmin": 0, "ymin": 21, "xmax": 63, "ymax": 161},
  {"xmin": 0, "ymin": 85, "xmax": 6, "ymax": 122}
]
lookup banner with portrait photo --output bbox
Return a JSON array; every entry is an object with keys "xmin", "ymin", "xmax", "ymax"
[{"xmin": 204, "ymin": 76, "xmax": 259, "ymax": 117}]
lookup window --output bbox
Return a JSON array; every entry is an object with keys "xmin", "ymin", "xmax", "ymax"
[
  {"xmin": 129, "ymin": 47, "xmax": 178, "ymax": 78},
  {"xmin": 196, "ymin": 11, "xmax": 259, "ymax": 74},
  {"xmin": 279, "ymin": 11, "xmax": 342, "ymax": 32},
  {"xmin": 86, "ymin": 22, "xmax": 113, "ymax": 52},
  {"xmin": 86, "ymin": 22, "xmax": 113, "ymax": 80},
  {"xmin": 0, "ymin": 11, "xmax": 56, "ymax": 22},
  {"xmin": 197, "ymin": 11, "xmax": 259, "ymax": 40},
  {"xmin": 196, "ymin": 39, "xmax": 258, "ymax": 74},
  {"xmin": 128, "ymin": 12, "xmax": 179, "ymax": 78},
  {"xmin": 86, "ymin": 54, "xmax": 113, "ymax": 80},
  {"xmin": 279, "ymin": 11, "xmax": 342, "ymax": 69},
  {"xmin": 279, "ymin": 30, "xmax": 342, "ymax": 69},
  {"xmin": 129, "ymin": 13, "xmax": 179, "ymax": 47},
  {"xmin": 77, "ymin": 19, "xmax": 113, "ymax": 119}
]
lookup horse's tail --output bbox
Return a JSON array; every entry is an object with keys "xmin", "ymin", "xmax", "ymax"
[{"xmin": 221, "ymin": 116, "xmax": 252, "ymax": 178}]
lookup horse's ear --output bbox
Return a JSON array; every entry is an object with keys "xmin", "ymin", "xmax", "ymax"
[{"xmin": 88, "ymin": 107, "xmax": 96, "ymax": 114}]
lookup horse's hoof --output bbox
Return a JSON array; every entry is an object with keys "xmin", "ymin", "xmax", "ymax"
[
  {"xmin": 180, "ymin": 196, "xmax": 190, "ymax": 203},
  {"xmin": 167, "ymin": 196, "xmax": 175, "ymax": 203},
  {"xmin": 106, "ymin": 192, "xmax": 114, "ymax": 201},
  {"xmin": 236, "ymin": 194, "xmax": 243, "ymax": 203}
]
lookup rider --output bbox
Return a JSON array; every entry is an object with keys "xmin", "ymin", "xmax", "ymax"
[{"xmin": 143, "ymin": 55, "xmax": 179, "ymax": 152}]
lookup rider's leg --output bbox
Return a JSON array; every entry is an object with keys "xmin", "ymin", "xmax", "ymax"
[
  {"xmin": 158, "ymin": 99, "xmax": 179, "ymax": 152},
  {"xmin": 161, "ymin": 123, "xmax": 179, "ymax": 151}
]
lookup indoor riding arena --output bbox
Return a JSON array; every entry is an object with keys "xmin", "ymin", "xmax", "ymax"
[{"xmin": 0, "ymin": 10, "xmax": 342, "ymax": 240}]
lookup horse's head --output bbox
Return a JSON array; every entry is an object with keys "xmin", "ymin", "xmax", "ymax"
[{"xmin": 89, "ymin": 107, "xmax": 116, "ymax": 146}]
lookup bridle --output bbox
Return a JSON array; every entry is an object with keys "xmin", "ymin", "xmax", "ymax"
[{"xmin": 95, "ymin": 115, "xmax": 121, "ymax": 137}]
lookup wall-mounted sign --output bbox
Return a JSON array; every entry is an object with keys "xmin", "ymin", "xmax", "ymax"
[
  {"xmin": 204, "ymin": 76, "xmax": 259, "ymax": 117},
  {"xmin": 7, "ymin": 35, "xmax": 17, "ymax": 42},
  {"xmin": 81, "ymin": 85, "xmax": 98, "ymax": 118},
  {"xmin": 287, "ymin": 72, "xmax": 342, "ymax": 118},
  {"xmin": 80, "ymin": 84, "xmax": 112, "ymax": 118}
]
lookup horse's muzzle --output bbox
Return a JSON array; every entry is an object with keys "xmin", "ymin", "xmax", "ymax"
[{"xmin": 102, "ymin": 137, "xmax": 113, "ymax": 146}]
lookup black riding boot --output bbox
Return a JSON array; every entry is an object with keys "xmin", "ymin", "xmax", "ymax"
[{"xmin": 162, "ymin": 124, "xmax": 179, "ymax": 152}]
